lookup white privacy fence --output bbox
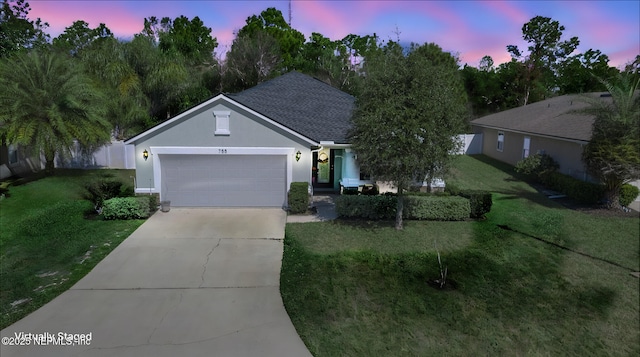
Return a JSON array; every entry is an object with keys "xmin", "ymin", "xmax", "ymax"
[
  {"xmin": 56, "ymin": 140, "xmax": 136, "ymax": 169},
  {"xmin": 456, "ymin": 134, "xmax": 483, "ymax": 155}
]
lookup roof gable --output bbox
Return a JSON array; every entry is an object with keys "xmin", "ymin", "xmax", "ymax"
[
  {"xmin": 229, "ymin": 71, "xmax": 355, "ymax": 144},
  {"xmin": 124, "ymin": 94, "xmax": 317, "ymax": 145},
  {"xmin": 470, "ymin": 94, "xmax": 611, "ymax": 142}
]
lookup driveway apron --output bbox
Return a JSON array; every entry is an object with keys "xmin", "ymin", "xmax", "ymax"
[{"xmin": 1, "ymin": 208, "xmax": 312, "ymax": 357}]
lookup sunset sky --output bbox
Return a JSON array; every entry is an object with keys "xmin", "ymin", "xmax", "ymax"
[{"xmin": 27, "ymin": 0, "xmax": 639, "ymax": 68}]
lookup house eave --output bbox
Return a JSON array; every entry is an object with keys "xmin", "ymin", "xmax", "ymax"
[{"xmin": 471, "ymin": 123, "xmax": 590, "ymax": 145}]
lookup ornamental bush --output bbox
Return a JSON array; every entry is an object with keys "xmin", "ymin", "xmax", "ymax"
[
  {"xmin": 619, "ymin": 184, "xmax": 639, "ymax": 207},
  {"xmin": 102, "ymin": 197, "xmax": 150, "ymax": 220},
  {"xmin": 515, "ymin": 153, "xmax": 559, "ymax": 182},
  {"xmin": 335, "ymin": 195, "xmax": 470, "ymax": 221},
  {"xmin": 288, "ymin": 182, "xmax": 310, "ymax": 214},
  {"xmin": 458, "ymin": 190, "xmax": 492, "ymax": 218}
]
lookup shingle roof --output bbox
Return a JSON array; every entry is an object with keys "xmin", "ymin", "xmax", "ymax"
[
  {"xmin": 470, "ymin": 93, "xmax": 611, "ymax": 142},
  {"xmin": 229, "ymin": 71, "xmax": 355, "ymax": 144}
]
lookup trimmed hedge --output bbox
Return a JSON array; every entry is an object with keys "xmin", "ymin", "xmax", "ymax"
[
  {"xmin": 620, "ymin": 184, "xmax": 640, "ymax": 207},
  {"xmin": 102, "ymin": 197, "xmax": 150, "ymax": 220},
  {"xmin": 404, "ymin": 196, "xmax": 470, "ymax": 221},
  {"xmin": 458, "ymin": 190, "xmax": 493, "ymax": 218},
  {"xmin": 335, "ymin": 195, "xmax": 397, "ymax": 219},
  {"xmin": 288, "ymin": 182, "xmax": 310, "ymax": 214},
  {"xmin": 542, "ymin": 172, "xmax": 604, "ymax": 204},
  {"xmin": 335, "ymin": 195, "xmax": 470, "ymax": 221}
]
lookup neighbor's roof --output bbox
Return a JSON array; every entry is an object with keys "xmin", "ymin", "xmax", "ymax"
[
  {"xmin": 229, "ymin": 71, "xmax": 355, "ymax": 144},
  {"xmin": 470, "ymin": 93, "xmax": 612, "ymax": 142}
]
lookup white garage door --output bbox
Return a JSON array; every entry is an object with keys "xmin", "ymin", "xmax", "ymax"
[{"xmin": 161, "ymin": 154, "xmax": 286, "ymax": 207}]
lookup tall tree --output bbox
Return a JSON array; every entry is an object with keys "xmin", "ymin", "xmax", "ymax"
[
  {"xmin": 0, "ymin": 0, "xmax": 49, "ymax": 58},
  {"xmin": 52, "ymin": 20, "xmax": 113, "ymax": 56},
  {"xmin": 578, "ymin": 74, "xmax": 640, "ymax": 210},
  {"xmin": 126, "ymin": 34, "xmax": 189, "ymax": 121},
  {"xmin": 557, "ymin": 49, "xmax": 618, "ymax": 94},
  {"xmin": 0, "ymin": 50, "xmax": 111, "ymax": 171},
  {"xmin": 350, "ymin": 42, "xmax": 468, "ymax": 229},
  {"xmin": 507, "ymin": 16, "xmax": 580, "ymax": 104},
  {"xmin": 79, "ymin": 36, "xmax": 150, "ymax": 139},
  {"xmin": 237, "ymin": 7, "xmax": 304, "ymax": 71},
  {"xmin": 143, "ymin": 15, "xmax": 218, "ymax": 65},
  {"xmin": 222, "ymin": 30, "xmax": 281, "ymax": 93}
]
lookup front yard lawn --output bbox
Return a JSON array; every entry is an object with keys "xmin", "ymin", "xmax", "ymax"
[
  {"xmin": 281, "ymin": 155, "xmax": 639, "ymax": 356},
  {"xmin": 0, "ymin": 170, "xmax": 145, "ymax": 329}
]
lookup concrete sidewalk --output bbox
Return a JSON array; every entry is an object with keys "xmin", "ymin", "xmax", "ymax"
[{"xmin": 1, "ymin": 208, "xmax": 312, "ymax": 357}]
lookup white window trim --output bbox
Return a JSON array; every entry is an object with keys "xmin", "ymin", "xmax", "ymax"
[
  {"xmin": 497, "ymin": 131, "xmax": 504, "ymax": 152},
  {"xmin": 214, "ymin": 110, "xmax": 230, "ymax": 135}
]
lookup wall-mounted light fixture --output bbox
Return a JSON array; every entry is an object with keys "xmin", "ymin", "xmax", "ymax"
[
  {"xmin": 295, "ymin": 150, "xmax": 301, "ymax": 162},
  {"xmin": 143, "ymin": 149, "xmax": 149, "ymax": 161}
]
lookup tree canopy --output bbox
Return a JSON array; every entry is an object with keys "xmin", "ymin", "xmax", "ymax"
[
  {"xmin": 349, "ymin": 42, "xmax": 469, "ymax": 229},
  {"xmin": 0, "ymin": 49, "xmax": 111, "ymax": 171},
  {"xmin": 578, "ymin": 74, "xmax": 640, "ymax": 209},
  {"xmin": 0, "ymin": 0, "xmax": 49, "ymax": 58}
]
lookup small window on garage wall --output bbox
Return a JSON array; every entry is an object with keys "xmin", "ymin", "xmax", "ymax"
[
  {"xmin": 497, "ymin": 131, "xmax": 504, "ymax": 152},
  {"xmin": 214, "ymin": 110, "xmax": 230, "ymax": 135}
]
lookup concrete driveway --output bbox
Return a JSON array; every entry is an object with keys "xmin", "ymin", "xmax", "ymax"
[{"xmin": 1, "ymin": 208, "xmax": 312, "ymax": 357}]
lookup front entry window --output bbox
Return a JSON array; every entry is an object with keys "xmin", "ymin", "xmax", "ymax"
[{"xmin": 317, "ymin": 149, "xmax": 331, "ymax": 183}]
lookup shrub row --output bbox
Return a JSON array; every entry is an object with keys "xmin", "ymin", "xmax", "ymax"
[
  {"xmin": 102, "ymin": 197, "xmax": 150, "ymax": 220},
  {"xmin": 542, "ymin": 172, "xmax": 604, "ymax": 204},
  {"xmin": 335, "ymin": 195, "xmax": 470, "ymax": 221},
  {"xmin": 288, "ymin": 182, "xmax": 309, "ymax": 214}
]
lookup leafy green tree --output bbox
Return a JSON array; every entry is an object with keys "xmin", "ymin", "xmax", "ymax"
[
  {"xmin": 507, "ymin": 16, "xmax": 580, "ymax": 104},
  {"xmin": 143, "ymin": 15, "xmax": 218, "ymax": 65},
  {"xmin": 237, "ymin": 7, "xmax": 304, "ymax": 71},
  {"xmin": 557, "ymin": 49, "xmax": 618, "ymax": 94},
  {"xmin": 79, "ymin": 36, "xmax": 150, "ymax": 139},
  {"xmin": 52, "ymin": 20, "xmax": 113, "ymax": 56},
  {"xmin": 0, "ymin": 50, "xmax": 111, "ymax": 172},
  {"xmin": 578, "ymin": 74, "xmax": 640, "ymax": 209},
  {"xmin": 462, "ymin": 55, "xmax": 503, "ymax": 117},
  {"xmin": 350, "ymin": 42, "xmax": 469, "ymax": 229},
  {"xmin": 0, "ymin": 0, "xmax": 49, "ymax": 57},
  {"xmin": 222, "ymin": 30, "xmax": 281, "ymax": 93},
  {"xmin": 126, "ymin": 34, "xmax": 189, "ymax": 121}
]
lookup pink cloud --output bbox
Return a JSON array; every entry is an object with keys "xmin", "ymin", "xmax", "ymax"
[
  {"xmin": 479, "ymin": 0, "xmax": 529, "ymax": 27},
  {"xmin": 29, "ymin": 1, "xmax": 144, "ymax": 38}
]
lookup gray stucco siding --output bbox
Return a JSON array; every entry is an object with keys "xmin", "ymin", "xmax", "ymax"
[{"xmin": 132, "ymin": 99, "xmax": 313, "ymax": 192}]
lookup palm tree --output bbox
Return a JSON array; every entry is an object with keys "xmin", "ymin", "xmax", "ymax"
[
  {"xmin": 0, "ymin": 49, "xmax": 111, "ymax": 172},
  {"xmin": 578, "ymin": 74, "xmax": 640, "ymax": 209}
]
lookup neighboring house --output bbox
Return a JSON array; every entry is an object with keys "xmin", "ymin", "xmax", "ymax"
[
  {"xmin": 124, "ymin": 71, "xmax": 370, "ymax": 208},
  {"xmin": 470, "ymin": 93, "xmax": 640, "ymax": 203},
  {"xmin": 470, "ymin": 93, "xmax": 609, "ymax": 181}
]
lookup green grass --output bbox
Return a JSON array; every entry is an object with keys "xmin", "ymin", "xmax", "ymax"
[
  {"xmin": 281, "ymin": 155, "xmax": 640, "ymax": 356},
  {"xmin": 0, "ymin": 169, "xmax": 144, "ymax": 329}
]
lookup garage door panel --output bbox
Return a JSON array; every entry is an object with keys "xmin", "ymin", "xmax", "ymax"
[{"xmin": 160, "ymin": 154, "xmax": 286, "ymax": 207}]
